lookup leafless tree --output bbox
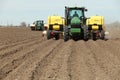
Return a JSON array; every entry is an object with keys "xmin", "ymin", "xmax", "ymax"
[{"xmin": 20, "ymin": 22, "xmax": 26, "ymax": 27}]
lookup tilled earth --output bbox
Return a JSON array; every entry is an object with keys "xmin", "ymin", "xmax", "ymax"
[{"xmin": 0, "ymin": 27, "xmax": 120, "ymax": 80}]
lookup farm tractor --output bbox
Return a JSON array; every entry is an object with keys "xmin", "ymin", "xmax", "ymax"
[
  {"xmin": 30, "ymin": 20, "xmax": 44, "ymax": 31},
  {"xmin": 86, "ymin": 16, "xmax": 105, "ymax": 40},
  {"xmin": 64, "ymin": 6, "xmax": 88, "ymax": 41},
  {"xmin": 47, "ymin": 16, "xmax": 65, "ymax": 40}
]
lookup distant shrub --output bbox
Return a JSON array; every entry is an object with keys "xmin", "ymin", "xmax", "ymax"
[{"xmin": 20, "ymin": 22, "xmax": 27, "ymax": 27}]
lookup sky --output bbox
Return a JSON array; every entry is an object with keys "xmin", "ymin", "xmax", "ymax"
[{"xmin": 0, "ymin": 0, "xmax": 120, "ymax": 26}]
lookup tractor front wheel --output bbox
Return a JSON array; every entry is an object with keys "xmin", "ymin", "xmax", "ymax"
[
  {"xmin": 64, "ymin": 27, "xmax": 69, "ymax": 42},
  {"xmin": 83, "ymin": 25, "xmax": 89, "ymax": 41},
  {"xmin": 41, "ymin": 26, "xmax": 44, "ymax": 31}
]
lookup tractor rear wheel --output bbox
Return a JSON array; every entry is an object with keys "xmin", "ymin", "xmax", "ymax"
[
  {"xmin": 83, "ymin": 25, "xmax": 89, "ymax": 41},
  {"xmin": 100, "ymin": 30, "xmax": 105, "ymax": 40},
  {"xmin": 41, "ymin": 26, "xmax": 44, "ymax": 31},
  {"xmin": 31, "ymin": 27, "xmax": 35, "ymax": 31},
  {"xmin": 55, "ymin": 33, "xmax": 59, "ymax": 40},
  {"xmin": 64, "ymin": 27, "xmax": 69, "ymax": 42},
  {"xmin": 47, "ymin": 30, "xmax": 51, "ymax": 40}
]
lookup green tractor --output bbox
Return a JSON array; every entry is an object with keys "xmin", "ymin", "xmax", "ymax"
[
  {"xmin": 30, "ymin": 20, "xmax": 44, "ymax": 31},
  {"xmin": 64, "ymin": 6, "xmax": 88, "ymax": 41}
]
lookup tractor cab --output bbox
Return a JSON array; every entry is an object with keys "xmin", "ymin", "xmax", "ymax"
[
  {"xmin": 65, "ymin": 6, "xmax": 87, "ymax": 26},
  {"xmin": 36, "ymin": 20, "xmax": 43, "ymax": 27}
]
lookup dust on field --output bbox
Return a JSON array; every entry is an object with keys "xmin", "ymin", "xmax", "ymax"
[{"xmin": 105, "ymin": 22, "xmax": 120, "ymax": 40}]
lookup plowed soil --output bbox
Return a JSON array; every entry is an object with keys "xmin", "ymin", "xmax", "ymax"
[{"xmin": 0, "ymin": 27, "xmax": 120, "ymax": 80}]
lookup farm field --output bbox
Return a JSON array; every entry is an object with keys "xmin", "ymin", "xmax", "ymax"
[{"xmin": 0, "ymin": 27, "xmax": 120, "ymax": 80}]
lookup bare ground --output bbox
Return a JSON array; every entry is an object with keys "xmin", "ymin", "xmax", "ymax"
[{"xmin": 0, "ymin": 27, "xmax": 120, "ymax": 80}]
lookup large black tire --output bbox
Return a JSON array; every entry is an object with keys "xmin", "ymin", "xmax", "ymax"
[
  {"xmin": 55, "ymin": 33, "xmax": 59, "ymax": 40},
  {"xmin": 47, "ymin": 30, "xmax": 51, "ymax": 40},
  {"xmin": 83, "ymin": 25, "xmax": 89, "ymax": 41},
  {"xmin": 31, "ymin": 27, "xmax": 35, "ymax": 31},
  {"xmin": 92, "ymin": 31, "xmax": 96, "ymax": 40},
  {"xmin": 64, "ymin": 27, "xmax": 69, "ymax": 42},
  {"xmin": 100, "ymin": 30, "xmax": 105, "ymax": 40}
]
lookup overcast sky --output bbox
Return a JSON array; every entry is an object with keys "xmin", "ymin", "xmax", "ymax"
[{"xmin": 0, "ymin": 0, "xmax": 120, "ymax": 25}]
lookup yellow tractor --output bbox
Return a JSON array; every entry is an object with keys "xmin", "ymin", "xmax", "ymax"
[
  {"xmin": 47, "ymin": 15, "xmax": 65, "ymax": 40},
  {"xmin": 86, "ymin": 16, "xmax": 105, "ymax": 40}
]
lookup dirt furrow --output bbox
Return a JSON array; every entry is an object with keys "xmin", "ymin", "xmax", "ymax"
[
  {"xmin": 30, "ymin": 40, "xmax": 65, "ymax": 80},
  {"xmin": 0, "ymin": 28, "xmax": 42, "ymax": 45},
  {"xmin": 0, "ymin": 37, "xmax": 43, "ymax": 59},
  {"xmin": 0, "ymin": 39, "xmax": 54, "ymax": 80},
  {"xmin": 69, "ymin": 40, "xmax": 112, "ymax": 80},
  {"xmin": 68, "ymin": 40, "xmax": 93, "ymax": 80},
  {"xmin": 97, "ymin": 40, "xmax": 120, "ymax": 60},
  {"xmin": 2, "ymin": 40, "xmax": 62, "ymax": 80},
  {"xmin": 94, "ymin": 40, "xmax": 120, "ymax": 80},
  {"xmin": 0, "ymin": 39, "xmax": 52, "ymax": 80},
  {"xmin": 30, "ymin": 40, "xmax": 73, "ymax": 80},
  {"xmin": 85, "ymin": 40, "xmax": 120, "ymax": 80},
  {"xmin": 0, "ymin": 49, "xmax": 36, "ymax": 80},
  {"xmin": 0, "ymin": 38, "xmax": 45, "ymax": 70},
  {"xmin": 0, "ymin": 37, "xmax": 39, "ymax": 52}
]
